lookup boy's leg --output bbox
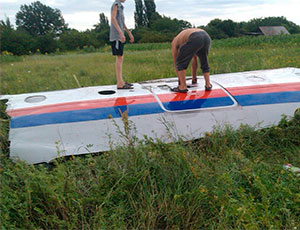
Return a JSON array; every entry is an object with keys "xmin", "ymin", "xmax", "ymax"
[{"xmin": 116, "ymin": 55, "xmax": 124, "ymax": 88}]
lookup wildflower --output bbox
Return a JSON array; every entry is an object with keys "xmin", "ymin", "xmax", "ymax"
[
  {"xmin": 199, "ymin": 187, "xmax": 208, "ymax": 193},
  {"xmin": 174, "ymin": 194, "xmax": 181, "ymax": 200}
]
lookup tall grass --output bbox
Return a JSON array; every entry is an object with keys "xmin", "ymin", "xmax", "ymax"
[
  {"xmin": 1, "ymin": 115, "xmax": 299, "ymax": 229},
  {"xmin": 1, "ymin": 35, "xmax": 300, "ymax": 229}
]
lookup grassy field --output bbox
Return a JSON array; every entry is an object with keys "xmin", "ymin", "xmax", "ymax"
[
  {"xmin": 1, "ymin": 34, "xmax": 300, "ymax": 94},
  {"xmin": 1, "ymin": 35, "xmax": 300, "ymax": 229}
]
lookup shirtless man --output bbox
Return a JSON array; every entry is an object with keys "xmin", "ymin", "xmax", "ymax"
[{"xmin": 171, "ymin": 28, "xmax": 212, "ymax": 93}]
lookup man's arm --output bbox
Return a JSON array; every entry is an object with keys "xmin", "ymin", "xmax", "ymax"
[
  {"xmin": 111, "ymin": 4, "xmax": 125, "ymax": 43},
  {"xmin": 171, "ymin": 39, "xmax": 179, "ymax": 73}
]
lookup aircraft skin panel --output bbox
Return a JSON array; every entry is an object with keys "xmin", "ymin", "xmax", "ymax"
[
  {"xmin": 1, "ymin": 67, "xmax": 300, "ymax": 164},
  {"xmin": 8, "ymin": 101, "xmax": 299, "ymax": 164}
]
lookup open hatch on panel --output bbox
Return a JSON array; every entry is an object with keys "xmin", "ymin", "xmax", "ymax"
[{"xmin": 143, "ymin": 79, "xmax": 237, "ymax": 112}]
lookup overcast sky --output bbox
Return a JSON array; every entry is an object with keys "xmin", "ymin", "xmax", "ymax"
[{"xmin": 1, "ymin": 0, "xmax": 300, "ymax": 31}]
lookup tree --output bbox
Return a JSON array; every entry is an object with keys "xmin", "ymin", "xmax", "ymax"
[
  {"xmin": 134, "ymin": 0, "xmax": 159, "ymax": 28},
  {"xmin": 150, "ymin": 16, "xmax": 191, "ymax": 33},
  {"xmin": 144, "ymin": 0, "xmax": 157, "ymax": 27},
  {"xmin": 204, "ymin": 19, "xmax": 228, "ymax": 39},
  {"xmin": 204, "ymin": 19, "xmax": 241, "ymax": 39},
  {"xmin": 244, "ymin": 16, "xmax": 300, "ymax": 34},
  {"xmin": 0, "ymin": 17, "xmax": 13, "ymax": 30},
  {"xmin": 32, "ymin": 34, "xmax": 60, "ymax": 54},
  {"xmin": 0, "ymin": 17, "xmax": 33, "ymax": 55},
  {"xmin": 16, "ymin": 1, "xmax": 67, "ymax": 36},
  {"xmin": 94, "ymin": 13, "xmax": 109, "ymax": 32},
  {"xmin": 134, "ymin": 0, "xmax": 146, "ymax": 27},
  {"xmin": 59, "ymin": 29, "xmax": 89, "ymax": 50},
  {"xmin": 93, "ymin": 13, "xmax": 110, "ymax": 46}
]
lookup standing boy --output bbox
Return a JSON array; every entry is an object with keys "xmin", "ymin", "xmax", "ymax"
[
  {"xmin": 171, "ymin": 28, "xmax": 212, "ymax": 93},
  {"xmin": 110, "ymin": 0, "xmax": 134, "ymax": 89}
]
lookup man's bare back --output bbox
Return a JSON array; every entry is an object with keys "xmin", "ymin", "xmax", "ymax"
[{"xmin": 172, "ymin": 28, "xmax": 204, "ymax": 49}]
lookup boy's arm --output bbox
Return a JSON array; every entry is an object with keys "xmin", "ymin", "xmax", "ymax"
[
  {"xmin": 111, "ymin": 4, "xmax": 125, "ymax": 42},
  {"xmin": 124, "ymin": 24, "xmax": 134, "ymax": 43}
]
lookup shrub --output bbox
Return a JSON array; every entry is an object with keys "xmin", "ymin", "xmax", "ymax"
[
  {"xmin": 0, "ymin": 27, "xmax": 33, "ymax": 55},
  {"xmin": 31, "ymin": 34, "xmax": 60, "ymax": 54}
]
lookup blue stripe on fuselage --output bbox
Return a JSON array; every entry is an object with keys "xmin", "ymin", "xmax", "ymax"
[
  {"xmin": 9, "ymin": 91, "xmax": 300, "ymax": 129},
  {"xmin": 234, "ymin": 91, "xmax": 300, "ymax": 106}
]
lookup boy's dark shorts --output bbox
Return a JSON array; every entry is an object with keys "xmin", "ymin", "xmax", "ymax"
[{"xmin": 111, "ymin": 41, "xmax": 124, "ymax": 56}]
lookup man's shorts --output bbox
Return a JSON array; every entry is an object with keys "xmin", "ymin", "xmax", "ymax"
[
  {"xmin": 176, "ymin": 31, "xmax": 211, "ymax": 73},
  {"xmin": 111, "ymin": 41, "xmax": 124, "ymax": 56}
]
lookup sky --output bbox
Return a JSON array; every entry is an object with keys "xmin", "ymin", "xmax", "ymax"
[{"xmin": 1, "ymin": 0, "xmax": 300, "ymax": 31}]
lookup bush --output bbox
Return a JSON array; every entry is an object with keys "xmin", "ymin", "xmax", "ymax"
[
  {"xmin": 133, "ymin": 27, "xmax": 175, "ymax": 43},
  {"xmin": 59, "ymin": 30, "xmax": 90, "ymax": 50},
  {"xmin": 31, "ymin": 34, "xmax": 60, "ymax": 54},
  {"xmin": 0, "ymin": 27, "xmax": 33, "ymax": 55}
]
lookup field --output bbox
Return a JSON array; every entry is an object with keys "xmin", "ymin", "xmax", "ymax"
[{"xmin": 1, "ymin": 35, "xmax": 300, "ymax": 229}]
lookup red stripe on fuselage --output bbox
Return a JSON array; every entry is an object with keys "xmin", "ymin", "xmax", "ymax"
[
  {"xmin": 7, "ymin": 94, "xmax": 157, "ymax": 117},
  {"xmin": 157, "ymin": 89, "xmax": 227, "ymax": 102},
  {"xmin": 6, "ymin": 82, "xmax": 300, "ymax": 118},
  {"xmin": 6, "ymin": 89, "xmax": 225, "ymax": 117},
  {"xmin": 227, "ymin": 82, "xmax": 300, "ymax": 96}
]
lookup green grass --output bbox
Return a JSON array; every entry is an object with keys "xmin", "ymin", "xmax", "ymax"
[
  {"xmin": 1, "ymin": 116, "xmax": 300, "ymax": 229},
  {"xmin": 1, "ymin": 34, "xmax": 300, "ymax": 94},
  {"xmin": 1, "ymin": 35, "xmax": 300, "ymax": 229}
]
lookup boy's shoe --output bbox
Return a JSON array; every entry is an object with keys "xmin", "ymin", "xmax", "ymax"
[
  {"xmin": 125, "ymin": 82, "xmax": 133, "ymax": 86},
  {"xmin": 117, "ymin": 83, "xmax": 133, "ymax": 89}
]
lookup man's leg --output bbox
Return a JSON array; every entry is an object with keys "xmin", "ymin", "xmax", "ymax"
[
  {"xmin": 116, "ymin": 55, "xmax": 124, "ymax": 88},
  {"xmin": 203, "ymin": 72, "xmax": 212, "ymax": 89},
  {"xmin": 192, "ymin": 55, "xmax": 198, "ymax": 83},
  {"xmin": 178, "ymin": 69, "xmax": 187, "ymax": 90}
]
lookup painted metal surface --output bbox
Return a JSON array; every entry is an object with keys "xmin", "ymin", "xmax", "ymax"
[{"xmin": 1, "ymin": 68, "xmax": 300, "ymax": 164}]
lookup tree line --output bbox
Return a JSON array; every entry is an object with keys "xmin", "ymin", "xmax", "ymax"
[{"xmin": 1, "ymin": 0, "xmax": 300, "ymax": 55}]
